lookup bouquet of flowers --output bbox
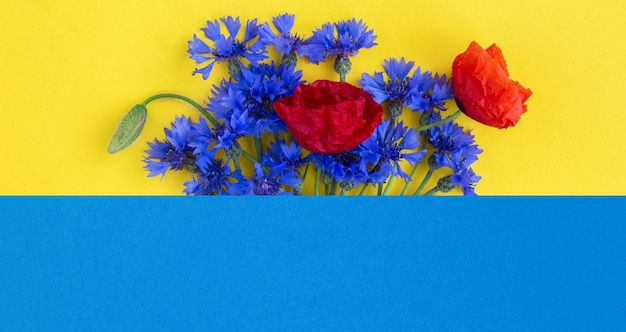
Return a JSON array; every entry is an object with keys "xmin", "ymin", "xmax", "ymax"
[{"xmin": 107, "ymin": 13, "xmax": 531, "ymax": 195}]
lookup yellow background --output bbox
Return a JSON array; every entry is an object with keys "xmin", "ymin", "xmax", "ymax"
[{"xmin": 1, "ymin": 0, "xmax": 625, "ymax": 195}]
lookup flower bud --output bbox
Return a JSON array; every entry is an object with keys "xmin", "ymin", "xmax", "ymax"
[
  {"xmin": 388, "ymin": 99, "xmax": 403, "ymax": 121},
  {"xmin": 227, "ymin": 142, "xmax": 242, "ymax": 159},
  {"xmin": 428, "ymin": 154, "xmax": 441, "ymax": 171},
  {"xmin": 282, "ymin": 51, "xmax": 298, "ymax": 67},
  {"xmin": 186, "ymin": 162, "xmax": 199, "ymax": 173},
  {"xmin": 419, "ymin": 110, "xmax": 431, "ymax": 127},
  {"xmin": 107, "ymin": 104, "xmax": 148, "ymax": 154},
  {"xmin": 436, "ymin": 175, "xmax": 454, "ymax": 193},
  {"xmin": 228, "ymin": 59, "xmax": 242, "ymax": 77},
  {"xmin": 340, "ymin": 181, "xmax": 355, "ymax": 193},
  {"xmin": 322, "ymin": 172, "xmax": 333, "ymax": 185},
  {"xmin": 334, "ymin": 56, "xmax": 352, "ymax": 78}
]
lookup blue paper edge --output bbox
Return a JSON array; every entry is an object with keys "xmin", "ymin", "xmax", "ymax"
[{"xmin": 1, "ymin": 196, "xmax": 625, "ymax": 331}]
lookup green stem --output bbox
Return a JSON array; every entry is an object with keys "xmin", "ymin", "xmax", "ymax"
[
  {"xmin": 377, "ymin": 183, "xmax": 383, "ymax": 196},
  {"xmin": 422, "ymin": 187, "xmax": 438, "ymax": 196},
  {"xmin": 143, "ymin": 93, "xmax": 217, "ymax": 127},
  {"xmin": 358, "ymin": 185, "xmax": 368, "ymax": 196},
  {"xmin": 400, "ymin": 164, "xmax": 420, "ymax": 195},
  {"xmin": 329, "ymin": 180, "xmax": 338, "ymax": 196},
  {"xmin": 413, "ymin": 169, "xmax": 433, "ymax": 196},
  {"xmin": 339, "ymin": 73, "xmax": 346, "ymax": 82},
  {"xmin": 241, "ymin": 150, "xmax": 258, "ymax": 164},
  {"xmin": 301, "ymin": 163, "xmax": 310, "ymax": 182},
  {"xmin": 314, "ymin": 168, "xmax": 321, "ymax": 196},
  {"xmin": 382, "ymin": 176, "xmax": 395, "ymax": 195},
  {"xmin": 254, "ymin": 137, "xmax": 264, "ymax": 159},
  {"xmin": 414, "ymin": 109, "xmax": 462, "ymax": 133},
  {"xmin": 296, "ymin": 163, "xmax": 309, "ymax": 196}
]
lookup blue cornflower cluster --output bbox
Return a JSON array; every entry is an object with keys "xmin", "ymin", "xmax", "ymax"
[
  {"xmin": 134, "ymin": 13, "xmax": 484, "ymax": 195},
  {"xmin": 427, "ymin": 112, "xmax": 483, "ymax": 195},
  {"xmin": 359, "ymin": 57, "xmax": 452, "ymax": 119}
]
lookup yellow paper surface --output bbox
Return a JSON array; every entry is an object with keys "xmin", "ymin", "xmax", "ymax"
[{"xmin": 1, "ymin": 0, "xmax": 625, "ymax": 195}]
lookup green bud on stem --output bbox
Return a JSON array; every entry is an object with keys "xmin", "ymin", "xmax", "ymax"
[
  {"xmin": 428, "ymin": 154, "xmax": 441, "ymax": 171},
  {"xmin": 436, "ymin": 175, "xmax": 454, "ymax": 193},
  {"xmin": 282, "ymin": 51, "xmax": 298, "ymax": 67},
  {"xmin": 228, "ymin": 59, "xmax": 242, "ymax": 77},
  {"xmin": 334, "ymin": 56, "xmax": 352, "ymax": 82}
]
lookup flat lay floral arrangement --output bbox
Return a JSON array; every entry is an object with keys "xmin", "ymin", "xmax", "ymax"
[{"xmin": 107, "ymin": 13, "xmax": 532, "ymax": 196}]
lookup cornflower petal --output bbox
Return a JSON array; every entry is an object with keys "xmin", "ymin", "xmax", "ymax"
[
  {"xmin": 359, "ymin": 71, "xmax": 388, "ymax": 104},
  {"xmin": 201, "ymin": 20, "xmax": 222, "ymax": 41},
  {"xmin": 188, "ymin": 117, "xmax": 216, "ymax": 156},
  {"xmin": 383, "ymin": 57, "xmax": 414, "ymax": 82},
  {"xmin": 188, "ymin": 35, "xmax": 212, "ymax": 58},
  {"xmin": 243, "ymin": 18, "xmax": 259, "ymax": 42},
  {"xmin": 193, "ymin": 62, "xmax": 215, "ymax": 81},
  {"xmin": 274, "ymin": 37, "xmax": 293, "ymax": 56},
  {"xmin": 298, "ymin": 41, "xmax": 327, "ymax": 64},
  {"xmin": 272, "ymin": 13, "xmax": 294, "ymax": 35},
  {"xmin": 144, "ymin": 140, "xmax": 173, "ymax": 178},
  {"xmin": 220, "ymin": 16, "xmax": 241, "ymax": 38}
]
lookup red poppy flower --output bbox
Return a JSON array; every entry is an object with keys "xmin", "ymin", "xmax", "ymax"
[
  {"xmin": 273, "ymin": 80, "xmax": 383, "ymax": 154},
  {"xmin": 451, "ymin": 41, "xmax": 532, "ymax": 129}
]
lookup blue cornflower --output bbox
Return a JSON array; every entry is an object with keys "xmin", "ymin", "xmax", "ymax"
[
  {"xmin": 144, "ymin": 115, "xmax": 197, "ymax": 178},
  {"xmin": 246, "ymin": 163, "xmax": 301, "ymax": 195},
  {"xmin": 188, "ymin": 117, "xmax": 214, "ymax": 154},
  {"xmin": 188, "ymin": 16, "xmax": 267, "ymax": 79},
  {"xmin": 260, "ymin": 139, "xmax": 311, "ymax": 174},
  {"xmin": 183, "ymin": 155, "xmax": 249, "ymax": 195},
  {"xmin": 258, "ymin": 13, "xmax": 326, "ymax": 64},
  {"xmin": 359, "ymin": 58, "xmax": 414, "ymax": 104},
  {"xmin": 188, "ymin": 116, "xmax": 237, "ymax": 158},
  {"xmin": 439, "ymin": 152, "xmax": 482, "ymax": 196},
  {"xmin": 206, "ymin": 79, "xmax": 246, "ymax": 121},
  {"xmin": 307, "ymin": 19, "xmax": 377, "ymax": 63},
  {"xmin": 313, "ymin": 148, "xmax": 369, "ymax": 187},
  {"xmin": 405, "ymin": 70, "xmax": 453, "ymax": 113},
  {"xmin": 427, "ymin": 113, "xmax": 483, "ymax": 195},
  {"xmin": 428, "ymin": 113, "xmax": 483, "ymax": 167},
  {"xmin": 206, "ymin": 80, "xmax": 263, "ymax": 138},
  {"xmin": 235, "ymin": 61, "xmax": 303, "ymax": 102},
  {"xmin": 452, "ymin": 165, "xmax": 481, "ymax": 196},
  {"xmin": 208, "ymin": 62, "xmax": 303, "ymax": 136},
  {"xmin": 359, "ymin": 120, "xmax": 426, "ymax": 184},
  {"xmin": 228, "ymin": 109, "xmax": 257, "ymax": 137},
  {"xmin": 359, "ymin": 57, "xmax": 420, "ymax": 119}
]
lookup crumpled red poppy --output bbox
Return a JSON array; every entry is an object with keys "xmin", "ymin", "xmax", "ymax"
[
  {"xmin": 273, "ymin": 80, "xmax": 383, "ymax": 154},
  {"xmin": 451, "ymin": 41, "xmax": 532, "ymax": 129}
]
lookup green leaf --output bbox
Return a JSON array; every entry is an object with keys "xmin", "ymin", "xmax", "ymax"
[{"xmin": 107, "ymin": 104, "xmax": 148, "ymax": 154}]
